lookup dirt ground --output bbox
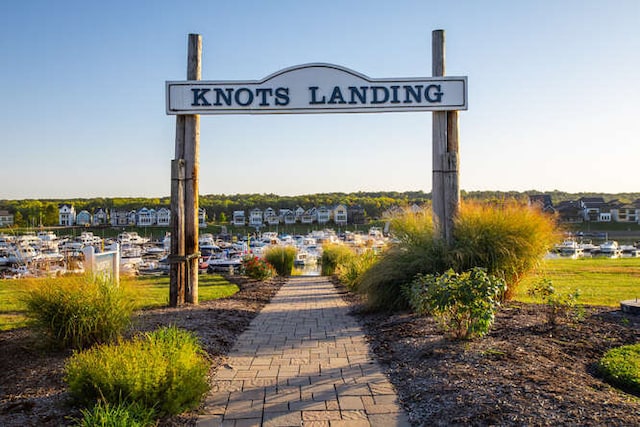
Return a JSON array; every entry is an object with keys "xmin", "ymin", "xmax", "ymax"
[{"xmin": 1, "ymin": 276, "xmax": 640, "ymax": 426}]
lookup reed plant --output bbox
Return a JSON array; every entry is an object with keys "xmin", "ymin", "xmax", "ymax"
[
  {"xmin": 264, "ymin": 246, "xmax": 297, "ymax": 276},
  {"xmin": 321, "ymin": 243, "xmax": 356, "ymax": 276},
  {"xmin": 336, "ymin": 249, "xmax": 378, "ymax": 290},
  {"xmin": 65, "ymin": 326, "xmax": 210, "ymax": 417},
  {"xmin": 21, "ymin": 274, "xmax": 135, "ymax": 349}
]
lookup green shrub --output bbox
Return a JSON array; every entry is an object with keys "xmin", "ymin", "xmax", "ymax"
[
  {"xmin": 65, "ymin": 326, "xmax": 210, "ymax": 416},
  {"xmin": 74, "ymin": 400, "xmax": 156, "ymax": 427},
  {"xmin": 264, "ymin": 246, "xmax": 297, "ymax": 276},
  {"xmin": 336, "ymin": 249, "xmax": 378, "ymax": 290},
  {"xmin": 242, "ymin": 255, "xmax": 276, "ymax": 280},
  {"xmin": 320, "ymin": 244, "xmax": 356, "ymax": 276},
  {"xmin": 527, "ymin": 279, "xmax": 582, "ymax": 326},
  {"xmin": 21, "ymin": 274, "xmax": 134, "ymax": 349},
  {"xmin": 597, "ymin": 343, "xmax": 640, "ymax": 395},
  {"xmin": 406, "ymin": 267, "xmax": 506, "ymax": 339}
]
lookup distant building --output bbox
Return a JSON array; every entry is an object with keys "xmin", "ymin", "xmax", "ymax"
[
  {"xmin": 0, "ymin": 210, "xmax": 14, "ymax": 227},
  {"xmin": 58, "ymin": 204, "xmax": 76, "ymax": 226},
  {"xmin": 76, "ymin": 210, "xmax": 92, "ymax": 226},
  {"xmin": 528, "ymin": 194, "xmax": 555, "ymax": 214}
]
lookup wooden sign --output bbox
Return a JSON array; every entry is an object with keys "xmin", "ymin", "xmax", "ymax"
[{"xmin": 166, "ymin": 63, "xmax": 467, "ymax": 115}]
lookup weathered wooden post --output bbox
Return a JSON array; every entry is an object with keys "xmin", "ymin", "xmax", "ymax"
[
  {"xmin": 170, "ymin": 34, "xmax": 201, "ymax": 306},
  {"xmin": 432, "ymin": 29, "xmax": 460, "ymax": 244}
]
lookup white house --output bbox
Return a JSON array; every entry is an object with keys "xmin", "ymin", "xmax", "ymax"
[
  {"xmin": 0, "ymin": 210, "xmax": 14, "ymax": 227},
  {"xmin": 317, "ymin": 206, "xmax": 331, "ymax": 224},
  {"xmin": 295, "ymin": 206, "xmax": 305, "ymax": 222},
  {"xmin": 137, "ymin": 207, "xmax": 156, "ymax": 226},
  {"xmin": 249, "ymin": 208, "xmax": 263, "ymax": 227},
  {"xmin": 198, "ymin": 207, "xmax": 207, "ymax": 228},
  {"xmin": 58, "ymin": 204, "xmax": 76, "ymax": 226},
  {"xmin": 264, "ymin": 207, "xmax": 279, "ymax": 225},
  {"xmin": 232, "ymin": 210, "xmax": 245, "ymax": 226},
  {"xmin": 76, "ymin": 210, "xmax": 92, "ymax": 226},
  {"xmin": 333, "ymin": 204, "xmax": 348, "ymax": 225},
  {"xmin": 156, "ymin": 208, "xmax": 171, "ymax": 226},
  {"xmin": 281, "ymin": 209, "xmax": 296, "ymax": 225},
  {"xmin": 301, "ymin": 208, "xmax": 317, "ymax": 224}
]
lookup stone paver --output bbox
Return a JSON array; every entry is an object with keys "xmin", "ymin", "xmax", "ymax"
[{"xmin": 197, "ymin": 276, "xmax": 410, "ymax": 427}]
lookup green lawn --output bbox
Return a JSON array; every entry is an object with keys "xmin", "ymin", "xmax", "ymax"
[
  {"xmin": 0, "ymin": 274, "xmax": 239, "ymax": 331},
  {"xmin": 515, "ymin": 257, "xmax": 640, "ymax": 306}
]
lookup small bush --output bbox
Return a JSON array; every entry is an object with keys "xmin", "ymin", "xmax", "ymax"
[
  {"xmin": 527, "ymin": 279, "xmax": 582, "ymax": 326},
  {"xmin": 321, "ymin": 244, "xmax": 356, "ymax": 276},
  {"xmin": 597, "ymin": 343, "xmax": 640, "ymax": 395},
  {"xmin": 264, "ymin": 246, "xmax": 297, "ymax": 276},
  {"xmin": 336, "ymin": 249, "xmax": 378, "ymax": 290},
  {"xmin": 65, "ymin": 326, "xmax": 210, "ymax": 416},
  {"xmin": 21, "ymin": 274, "xmax": 134, "ymax": 349},
  {"xmin": 74, "ymin": 399, "xmax": 156, "ymax": 427},
  {"xmin": 242, "ymin": 255, "xmax": 276, "ymax": 280},
  {"xmin": 406, "ymin": 267, "xmax": 506, "ymax": 339}
]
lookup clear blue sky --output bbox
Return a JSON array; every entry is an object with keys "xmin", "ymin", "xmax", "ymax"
[{"xmin": 1, "ymin": 0, "xmax": 638, "ymax": 199}]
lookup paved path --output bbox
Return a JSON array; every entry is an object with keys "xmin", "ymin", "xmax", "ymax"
[{"xmin": 197, "ymin": 276, "xmax": 410, "ymax": 427}]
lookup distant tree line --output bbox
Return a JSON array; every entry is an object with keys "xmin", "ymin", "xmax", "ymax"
[{"xmin": 2, "ymin": 190, "xmax": 639, "ymax": 228}]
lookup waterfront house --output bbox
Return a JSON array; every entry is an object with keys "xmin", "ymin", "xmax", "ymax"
[
  {"xmin": 249, "ymin": 208, "xmax": 263, "ymax": 227},
  {"xmin": 232, "ymin": 210, "xmax": 245, "ymax": 226},
  {"xmin": 199, "ymin": 207, "xmax": 207, "ymax": 228},
  {"xmin": 93, "ymin": 208, "xmax": 108, "ymax": 226},
  {"xmin": 281, "ymin": 209, "xmax": 296, "ymax": 225},
  {"xmin": 348, "ymin": 205, "xmax": 365, "ymax": 225},
  {"xmin": 317, "ymin": 206, "xmax": 331, "ymax": 224},
  {"xmin": 295, "ymin": 206, "xmax": 305, "ymax": 222},
  {"xmin": 333, "ymin": 204, "xmax": 348, "ymax": 225},
  {"xmin": 528, "ymin": 194, "xmax": 555, "ymax": 213},
  {"xmin": 301, "ymin": 208, "xmax": 317, "ymax": 224},
  {"xmin": 264, "ymin": 207, "xmax": 280, "ymax": 225},
  {"xmin": 137, "ymin": 207, "xmax": 156, "ymax": 226},
  {"xmin": 58, "ymin": 204, "xmax": 76, "ymax": 226},
  {"xmin": 76, "ymin": 210, "xmax": 92, "ymax": 226},
  {"xmin": 110, "ymin": 209, "xmax": 129, "ymax": 227},
  {"xmin": 0, "ymin": 210, "xmax": 14, "ymax": 227},
  {"xmin": 157, "ymin": 207, "xmax": 171, "ymax": 226},
  {"xmin": 611, "ymin": 202, "xmax": 638, "ymax": 223},
  {"xmin": 579, "ymin": 197, "xmax": 607, "ymax": 222}
]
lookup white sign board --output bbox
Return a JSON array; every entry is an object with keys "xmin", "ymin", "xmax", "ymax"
[{"xmin": 166, "ymin": 63, "xmax": 467, "ymax": 115}]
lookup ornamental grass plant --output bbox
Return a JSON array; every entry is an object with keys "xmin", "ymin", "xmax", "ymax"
[
  {"xmin": 356, "ymin": 201, "xmax": 559, "ymax": 311},
  {"xmin": 264, "ymin": 245, "xmax": 296, "ymax": 276},
  {"xmin": 65, "ymin": 326, "xmax": 210, "ymax": 417},
  {"xmin": 321, "ymin": 243, "xmax": 357, "ymax": 276},
  {"xmin": 21, "ymin": 274, "xmax": 135, "ymax": 349}
]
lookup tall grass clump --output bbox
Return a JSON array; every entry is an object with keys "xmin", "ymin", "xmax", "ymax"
[
  {"xmin": 321, "ymin": 243, "xmax": 356, "ymax": 276},
  {"xmin": 451, "ymin": 200, "xmax": 560, "ymax": 300},
  {"xmin": 73, "ymin": 400, "xmax": 156, "ymax": 427},
  {"xmin": 356, "ymin": 202, "xmax": 559, "ymax": 311},
  {"xmin": 264, "ymin": 246, "xmax": 297, "ymax": 276},
  {"xmin": 336, "ymin": 249, "xmax": 378, "ymax": 290},
  {"xmin": 21, "ymin": 274, "xmax": 135, "ymax": 349},
  {"xmin": 356, "ymin": 209, "xmax": 450, "ymax": 311},
  {"xmin": 65, "ymin": 326, "xmax": 210, "ymax": 417}
]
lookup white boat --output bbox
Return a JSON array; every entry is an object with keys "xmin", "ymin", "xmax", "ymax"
[
  {"xmin": 556, "ymin": 240, "xmax": 584, "ymax": 259},
  {"xmin": 596, "ymin": 241, "xmax": 623, "ymax": 258},
  {"xmin": 294, "ymin": 250, "xmax": 318, "ymax": 266}
]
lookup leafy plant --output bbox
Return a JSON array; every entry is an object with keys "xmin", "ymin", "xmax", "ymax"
[
  {"xmin": 21, "ymin": 274, "xmax": 134, "ymax": 349},
  {"xmin": 65, "ymin": 326, "xmax": 210, "ymax": 416},
  {"xmin": 597, "ymin": 343, "xmax": 640, "ymax": 396},
  {"xmin": 242, "ymin": 255, "xmax": 276, "ymax": 280},
  {"xmin": 527, "ymin": 279, "xmax": 582, "ymax": 326},
  {"xmin": 264, "ymin": 246, "xmax": 297, "ymax": 276},
  {"xmin": 406, "ymin": 267, "xmax": 506, "ymax": 339}
]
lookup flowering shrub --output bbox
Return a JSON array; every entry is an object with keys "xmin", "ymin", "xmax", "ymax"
[{"xmin": 242, "ymin": 256, "xmax": 276, "ymax": 280}]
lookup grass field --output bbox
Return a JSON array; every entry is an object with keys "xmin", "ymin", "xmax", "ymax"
[
  {"xmin": 515, "ymin": 257, "xmax": 640, "ymax": 306},
  {"xmin": 0, "ymin": 274, "xmax": 239, "ymax": 331}
]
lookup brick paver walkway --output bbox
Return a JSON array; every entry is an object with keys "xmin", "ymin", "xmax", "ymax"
[{"xmin": 197, "ymin": 276, "xmax": 410, "ymax": 427}]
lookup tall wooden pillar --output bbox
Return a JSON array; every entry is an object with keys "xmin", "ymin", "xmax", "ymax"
[
  {"xmin": 432, "ymin": 29, "xmax": 460, "ymax": 244},
  {"xmin": 170, "ymin": 33, "xmax": 201, "ymax": 306}
]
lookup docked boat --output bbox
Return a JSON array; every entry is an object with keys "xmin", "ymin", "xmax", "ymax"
[{"xmin": 595, "ymin": 241, "xmax": 623, "ymax": 258}]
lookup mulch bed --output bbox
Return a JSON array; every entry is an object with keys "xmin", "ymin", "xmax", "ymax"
[{"xmin": 1, "ymin": 276, "xmax": 639, "ymax": 426}]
